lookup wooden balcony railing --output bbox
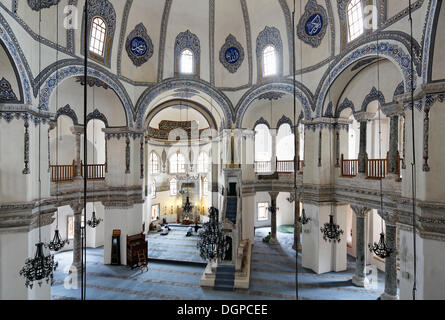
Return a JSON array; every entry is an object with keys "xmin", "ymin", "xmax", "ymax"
[
  {"xmin": 366, "ymin": 154, "xmax": 388, "ymax": 180},
  {"xmin": 50, "ymin": 161, "xmax": 75, "ymax": 182},
  {"xmin": 50, "ymin": 161, "xmax": 106, "ymax": 182},
  {"xmin": 81, "ymin": 161, "xmax": 106, "ymax": 180},
  {"xmin": 341, "ymin": 154, "xmax": 358, "ymax": 177},
  {"xmin": 254, "ymin": 161, "xmax": 272, "ymax": 173}
]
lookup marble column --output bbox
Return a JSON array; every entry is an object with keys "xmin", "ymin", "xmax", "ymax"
[
  {"xmin": 292, "ymin": 193, "xmax": 301, "ymax": 251},
  {"xmin": 351, "ymin": 205, "xmax": 370, "ymax": 287},
  {"xmin": 270, "ymin": 129, "xmax": 277, "ymax": 172},
  {"xmin": 388, "ymin": 115, "xmax": 399, "ymax": 175},
  {"xmin": 71, "ymin": 203, "xmax": 83, "ymax": 273},
  {"xmin": 70, "ymin": 125, "xmax": 84, "ymax": 178},
  {"xmin": 358, "ymin": 121, "xmax": 367, "ymax": 173},
  {"xmin": 380, "ymin": 223, "xmax": 399, "ymax": 300},
  {"xmin": 269, "ymin": 192, "xmax": 279, "ymax": 244}
]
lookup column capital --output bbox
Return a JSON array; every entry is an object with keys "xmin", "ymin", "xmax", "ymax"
[
  {"xmin": 70, "ymin": 202, "xmax": 83, "ymax": 215},
  {"xmin": 381, "ymin": 103, "xmax": 403, "ymax": 117},
  {"xmin": 70, "ymin": 125, "xmax": 85, "ymax": 135},
  {"xmin": 353, "ymin": 112, "xmax": 375, "ymax": 122},
  {"xmin": 351, "ymin": 205, "xmax": 371, "ymax": 217},
  {"xmin": 268, "ymin": 191, "xmax": 279, "ymax": 201}
]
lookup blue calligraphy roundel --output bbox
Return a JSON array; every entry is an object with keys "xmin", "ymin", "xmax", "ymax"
[
  {"xmin": 305, "ymin": 13, "xmax": 323, "ymax": 36},
  {"xmin": 130, "ymin": 37, "xmax": 148, "ymax": 56},
  {"xmin": 225, "ymin": 47, "xmax": 240, "ymax": 64}
]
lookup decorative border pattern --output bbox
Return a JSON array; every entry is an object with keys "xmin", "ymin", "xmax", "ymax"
[
  {"xmin": 257, "ymin": 91, "xmax": 285, "ymax": 101},
  {"xmin": 240, "ymin": 0, "xmax": 253, "ymax": 86},
  {"xmin": 86, "ymin": 109, "xmax": 109, "ymax": 127},
  {"xmin": 135, "ymin": 78, "xmax": 234, "ymax": 129},
  {"xmin": 253, "ymin": 117, "xmax": 270, "ymax": 129},
  {"xmin": 360, "ymin": 87, "xmax": 386, "ymax": 112},
  {"xmin": 0, "ymin": 77, "xmax": 18, "ymax": 102},
  {"xmin": 316, "ymin": 39, "xmax": 418, "ymax": 117},
  {"xmin": 125, "ymin": 23, "xmax": 154, "ymax": 67},
  {"xmin": 0, "ymin": 17, "xmax": 31, "ymax": 104},
  {"xmin": 27, "ymin": 0, "xmax": 60, "ymax": 11},
  {"xmin": 336, "ymin": 98, "xmax": 355, "ymax": 117},
  {"xmin": 276, "ymin": 115, "xmax": 293, "ymax": 130},
  {"xmin": 55, "ymin": 104, "xmax": 78, "ymax": 125},
  {"xmin": 219, "ymin": 34, "xmax": 245, "ymax": 74},
  {"xmin": 423, "ymin": 92, "xmax": 445, "ymax": 172},
  {"xmin": 157, "ymin": 0, "xmax": 173, "ymax": 82},
  {"xmin": 297, "ymin": 0, "xmax": 328, "ymax": 48},
  {"xmin": 117, "ymin": 0, "xmax": 133, "ymax": 76},
  {"xmin": 235, "ymin": 79, "xmax": 313, "ymax": 128},
  {"xmin": 38, "ymin": 62, "xmax": 133, "ymax": 127}
]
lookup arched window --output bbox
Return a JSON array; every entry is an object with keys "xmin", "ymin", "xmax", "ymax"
[
  {"xmin": 90, "ymin": 17, "xmax": 107, "ymax": 56},
  {"xmin": 149, "ymin": 152, "xmax": 160, "ymax": 174},
  {"xmin": 170, "ymin": 178, "xmax": 177, "ymax": 196},
  {"xmin": 170, "ymin": 153, "xmax": 186, "ymax": 174},
  {"xmin": 151, "ymin": 180, "xmax": 156, "ymax": 199},
  {"xmin": 254, "ymin": 124, "xmax": 272, "ymax": 173},
  {"xmin": 347, "ymin": 0, "xmax": 364, "ymax": 42},
  {"xmin": 198, "ymin": 152, "xmax": 209, "ymax": 173},
  {"xmin": 201, "ymin": 176, "xmax": 209, "ymax": 197},
  {"xmin": 276, "ymin": 124, "xmax": 294, "ymax": 161},
  {"xmin": 180, "ymin": 49, "xmax": 194, "ymax": 74},
  {"xmin": 255, "ymin": 124, "xmax": 272, "ymax": 162},
  {"xmin": 263, "ymin": 45, "xmax": 277, "ymax": 77}
]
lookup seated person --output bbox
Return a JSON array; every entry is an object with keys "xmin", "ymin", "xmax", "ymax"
[
  {"xmin": 160, "ymin": 225, "xmax": 169, "ymax": 236},
  {"xmin": 186, "ymin": 226, "xmax": 193, "ymax": 237},
  {"xmin": 262, "ymin": 232, "xmax": 271, "ymax": 243}
]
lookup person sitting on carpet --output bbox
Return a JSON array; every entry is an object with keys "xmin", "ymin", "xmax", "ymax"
[
  {"xmin": 160, "ymin": 225, "xmax": 169, "ymax": 236},
  {"xmin": 186, "ymin": 226, "xmax": 193, "ymax": 237},
  {"xmin": 263, "ymin": 232, "xmax": 271, "ymax": 243}
]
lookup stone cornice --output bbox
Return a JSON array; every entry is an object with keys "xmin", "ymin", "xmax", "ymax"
[
  {"xmin": 353, "ymin": 112, "xmax": 376, "ymax": 122},
  {"xmin": 0, "ymin": 103, "xmax": 54, "ymax": 118},
  {"xmin": 0, "ymin": 202, "xmax": 56, "ymax": 232},
  {"xmin": 381, "ymin": 102, "xmax": 403, "ymax": 117}
]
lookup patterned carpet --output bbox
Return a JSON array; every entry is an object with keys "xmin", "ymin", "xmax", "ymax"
[
  {"xmin": 51, "ymin": 227, "xmax": 389, "ymax": 300},
  {"xmin": 147, "ymin": 225, "xmax": 205, "ymax": 264}
]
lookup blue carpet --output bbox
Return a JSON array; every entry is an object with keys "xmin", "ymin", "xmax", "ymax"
[{"xmin": 51, "ymin": 227, "xmax": 395, "ymax": 300}]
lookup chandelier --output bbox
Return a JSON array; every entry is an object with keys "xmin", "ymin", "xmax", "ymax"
[
  {"xmin": 297, "ymin": 208, "xmax": 311, "ymax": 225},
  {"xmin": 320, "ymin": 215, "xmax": 344, "ymax": 243},
  {"xmin": 47, "ymin": 229, "xmax": 69, "ymax": 252},
  {"xmin": 197, "ymin": 207, "xmax": 226, "ymax": 261},
  {"xmin": 87, "ymin": 211, "xmax": 103, "ymax": 229},
  {"xmin": 183, "ymin": 196, "xmax": 193, "ymax": 214},
  {"xmin": 369, "ymin": 232, "xmax": 392, "ymax": 259},
  {"xmin": 19, "ymin": 242, "xmax": 58, "ymax": 289}
]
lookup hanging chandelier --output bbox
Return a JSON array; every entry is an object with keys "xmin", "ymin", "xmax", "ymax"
[
  {"xmin": 320, "ymin": 215, "xmax": 344, "ymax": 243},
  {"xmin": 19, "ymin": 242, "xmax": 58, "ymax": 289},
  {"xmin": 369, "ymin": 232, "xmax": 392, "ymax": 259},
  {"xmin": 47, "ymin": 229, "xmax": 69, "ymax": 252},
  {"xmin": 197, "ymin": 207, "xmax": 226, "ymax": 261},
  {"xmin": 297, "ymin": 208, "xmax": 311, "ymax": 225},
  {"xmin": 183, "ymin": 196, "xmax": 193, "ymax": 214},
  {"xmin": 87, "ymin": 211, "xmax": 103, "ymax": 229}
]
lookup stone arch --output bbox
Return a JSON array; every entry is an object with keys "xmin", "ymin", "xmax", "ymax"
[
  {"xmin": 135, "ymin": 78, "xmax": 234, "ymax": 129},
  {"xmin": 253, "ymin": 117, "xmax": 270, "ymax": 130},
  {"xmin": 144, "ymin": 99, "xmax": 218, "ymax": 131},
  {"xmin": 55, "ymin": 104, "xmax": 79, "ymax": 125},
  {"xmin": 0, "ymin": 15, "xmax": 32, "ymax": 104},
  {"xmin": 315, "ymin": 38, "xmax": 419, "ymax": 117},
  {"xmin": 360, "ymin": 87, "xmax": 386, "ymax": 112},
  {"xmin": 234, "ymin": 79, "xmax": 314, "ymax": 128},
  {"xmin": 37, "ymin": 60, "xmax": 133, "ymax": 127},
  {"xmin": 276, "ymin": 115, "xmax": 293, "ymax": 131},
  {"xmin": 86, "ymin": 109, "xmax": 109, "ymax": 127}
]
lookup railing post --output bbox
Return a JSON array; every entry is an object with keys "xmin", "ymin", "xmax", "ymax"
[
  {"xmin": 341, "ymin": 154, "xmax": 344, "ymax": 176},
  {"xmin": 72, "ymin": 160, "xmax": 76, "ymax": 179},
  {"xmin": 365, "ymin": 153, "xmax": 368, "ymax": 178}
]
